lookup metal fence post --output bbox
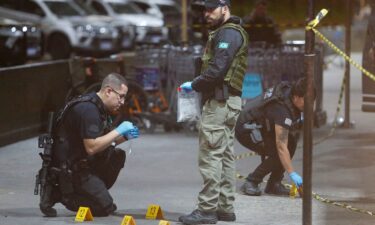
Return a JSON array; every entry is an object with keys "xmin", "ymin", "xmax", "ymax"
[{"xmin": 303, "ymin": 0, "xmax": 315, "ymax": 224}]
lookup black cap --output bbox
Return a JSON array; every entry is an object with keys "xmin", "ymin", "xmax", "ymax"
[{"xmin": 205, "ymin": 0, "xmax": 230, "ymax": 9}]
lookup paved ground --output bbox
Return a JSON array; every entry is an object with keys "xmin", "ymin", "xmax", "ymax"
[{"xmin": 1, "ymin": 53, "xmax": 375, "ymax": 225}]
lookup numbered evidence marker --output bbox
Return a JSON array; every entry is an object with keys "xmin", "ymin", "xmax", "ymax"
[
  {"xmin": 145, "ymin": 204, "xmax": 164, "ymax": 220},
  {"xmin": 158, "ymin": 220, "xmax": 171, "ymax": 225},
  {"xmin": 75, "ymin": 207, "xmax": 94, "ymax": 222},
  {"xmin": 121, "ymin": 215, "xmax": 136, "ymax": 225}
]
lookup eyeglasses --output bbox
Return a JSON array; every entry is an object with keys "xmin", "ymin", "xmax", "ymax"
[{"xmin": 109, "ymin": 87, "xmax": 126, "ymax": 100}]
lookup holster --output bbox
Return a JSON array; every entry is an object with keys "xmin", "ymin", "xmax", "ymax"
[
  {"xmin": 214, "ymin": 84, "xmax": 229, "ymax": 101},
  {"xmin": 58, "ymin": 162, "xmax": 74, "ymax": 196}
]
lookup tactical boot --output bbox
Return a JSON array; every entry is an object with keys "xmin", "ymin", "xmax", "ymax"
[
  {"xmin": 217, "ymin": 211, "xmax": 236, "ymax": 222},
  {"xmin": 178, "ymin": 209, "xmax": 217, "ymax": 224},
  {"xmin": 241, "ymin": 180, "xmax": 262, "ymax": 196},
  {"xmin": 264, "ymin": 181, "xmax": 289, "ymax": 196}
]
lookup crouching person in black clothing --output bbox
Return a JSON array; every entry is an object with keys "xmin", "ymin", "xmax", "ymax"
[
  {"xmin": 235, "ymin": 78, "xmax": 310, "ymax": 196},
  {"xmin": 39, "ymin": 73, "xmax": 139, "ymax": 217}
]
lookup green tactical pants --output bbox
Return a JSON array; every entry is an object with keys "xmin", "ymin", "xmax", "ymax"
[{"xmin": 197, "ymin": 95, "xmax": 242, "ymax": 213}]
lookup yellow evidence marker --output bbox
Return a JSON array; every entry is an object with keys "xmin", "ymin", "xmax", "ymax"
[
  {"xmin": 121, "ymin": 215, "xmax": 136, "ymax": 225},
  {"xmin": 289, "ymin": 184, "xmax": 298, "ymax": 198},
  {"xmin": 158, "ymin": 220, "xmax": 171, "ymax": 225},
  {"xmin": 146, "ymin": 204, "xmax": 164, "ymax": 220},
  {"xmin": 75, "ymin": 207, "xmax": 94, "ymax": 222},
  {"xmin": 290, "ymin": 184, "xmax": 303, "ymax": 198}
]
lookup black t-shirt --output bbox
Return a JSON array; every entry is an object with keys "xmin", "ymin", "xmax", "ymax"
[
  {"xmin": 265, "ymin": 102, "xmax": 294, "ymax": 130},
  {"xmin": 262, "ymin": 102, "xmax": 300, "ymax": 149},
  {"xmin": 64, "ymin": 93, "xmax": 106, "ymax": 161}
]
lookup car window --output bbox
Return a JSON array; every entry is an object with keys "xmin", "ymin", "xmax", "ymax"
[
  {"xmin": 108, "ymin": 2, "xmax": 143, "ymax": 14},
  {"xmin": 0, "ymin": 0, "xmax": 17, "ymax": 10},
  {"xmin": 131, "ymin": 2, "xmax": 150, "ymax": 13},
  {"xmin": 91, "ymin": 1, "xmax": 108, "ymax": 15},
  {"xmin": 158, "ymin": 4, "xmax": 179, "ymax": 15},
  {"xmin": 44, "ymin": 1, "xmax": 83, "ymax": 17},
  {"xmin": 73, "ymin": 0, "xmax": 97, "ymax": 15},
  {"xmin": 19, "ymin": 0, "xmax": 46, "ymax": 17}
]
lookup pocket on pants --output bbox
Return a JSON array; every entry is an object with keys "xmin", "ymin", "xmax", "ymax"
[{"xmin": 202, "ymin": 128, "xmax": 225, "ymax": 149}]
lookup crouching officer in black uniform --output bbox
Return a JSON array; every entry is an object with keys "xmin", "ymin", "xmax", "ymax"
[
  {"xmin": 39, "ymin": 73, "xmax": 139, "ymax": 217},
  {"xmin": 235, "ymin": 78, "xmax": 310, "ymax": 196}
]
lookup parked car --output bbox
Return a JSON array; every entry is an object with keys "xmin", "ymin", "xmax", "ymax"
[
  {"xmin": 129, "ymin": 0, "xmax": 180, "ymax": 20},
  {"xmin": 0, "ymin": 0, "xmax": 120, "ymax": 59},
  {"xmin": 129, "ymin": 0, "xmax": 181, "ymax": 43},
  {"xmin": 74, "ymin": 0, "xmax": 136, "ymax": 49},
  {"xmin": 80, "ymin": 0, "xmax": 168, "ymax": 44},
  {"xmin": 0, "ymin": 17, "xmax": 43, "ymax": 66}
]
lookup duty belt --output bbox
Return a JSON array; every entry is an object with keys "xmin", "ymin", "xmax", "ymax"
[{"xmin": 228, "ymin": 85, "xmax": 242, "ymax": 96}]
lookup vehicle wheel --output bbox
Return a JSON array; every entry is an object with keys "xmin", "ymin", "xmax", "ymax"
[{"xmin": 48, "ymin": 34, "xmax": 71, "ymax": 59}]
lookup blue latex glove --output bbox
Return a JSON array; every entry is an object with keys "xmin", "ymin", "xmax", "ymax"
[
  {"xmin": 115, "ymin": 121, "xmax": 135, "ymax": 137},
  {"xmin": 126, "ymin": 126, "xmax": 139, "ymax": 140},
  {"xmin": 289, "ymin": 172, "xmax": 303, "ymax": 188},
  {"xmin": 180, "ymin": 81, "xmax": 193, "ymax": 92}
]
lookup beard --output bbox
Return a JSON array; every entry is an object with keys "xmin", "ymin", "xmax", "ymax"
[{"xmin": 206, "ymin": 13, "xmax": 225, "ymax": 30}]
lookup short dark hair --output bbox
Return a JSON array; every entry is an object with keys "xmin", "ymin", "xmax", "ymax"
[
  {"xmin": 101, "ymin": 73, "xmax": 127, "ymax": 90},
  {"xmin": 291, "ymin": 77, "xmax": 316, "ymax": 99}
]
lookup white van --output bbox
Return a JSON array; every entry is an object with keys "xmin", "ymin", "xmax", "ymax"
[
  {"xmin": 81, "ymin": 0, "xmax": 168, "ymax": 44},
  {"xmin": 0, "ymin": 0, "xmax": 120, "ymax": 59}
]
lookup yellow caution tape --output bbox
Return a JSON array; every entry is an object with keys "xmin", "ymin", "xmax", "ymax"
[
  {"xmin": 306, "ymin": 9, "xmax": 329, "ymax": 29},
  {"xmin": 235, "ymin": 152, "xmax": 258, "ymax": 160},
  {"xmin": 236, "ymin": 173, "xmax": 375, "ymax": 217},
  {"xmin": 312, "ymin": 193, "xmax": 375, "ymax": 216},
  {"xmin": 306, "ymin": 9, "xmax": 375, "ymax": 82}
]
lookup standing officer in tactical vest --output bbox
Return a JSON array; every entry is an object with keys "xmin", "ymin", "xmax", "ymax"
[
  {"xmin": 179, "ymin": 0, "xmax": 248, "ymax": 224},
  {"xmin": 38, "ymin": 73, "xmax": 139, "ymax": 217},
  {"xmin": 235, "ymin": 78, "xmax": 309, "ymax": 196}
]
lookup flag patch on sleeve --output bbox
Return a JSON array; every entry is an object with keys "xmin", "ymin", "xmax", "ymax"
[
  {"xmin": 218, "ymin": 42, "xmax": 229, "ymax": 49},
  {"xmin": 284, "ymin": 118, "xmax": 292, "ymax": 126}
]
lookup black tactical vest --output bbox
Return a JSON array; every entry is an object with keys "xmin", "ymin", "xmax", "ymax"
[{"xmin": 241, "ymin": 82, "xmax": 301, "ymax": 133}]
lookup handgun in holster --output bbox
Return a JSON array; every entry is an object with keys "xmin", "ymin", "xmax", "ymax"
[{"xmin": 243, "ymin": 121, "xmax": 266, "ymax": 162}]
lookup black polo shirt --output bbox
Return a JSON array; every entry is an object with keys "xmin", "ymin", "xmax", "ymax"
[{"xmin": 64, "ymin": 93, "xmax": 106, "ymax": 161}]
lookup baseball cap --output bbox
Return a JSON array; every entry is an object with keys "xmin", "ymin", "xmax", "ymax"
[{"xmin": 205, "ymin": 0, "xmax": 230, "ymax": 9}]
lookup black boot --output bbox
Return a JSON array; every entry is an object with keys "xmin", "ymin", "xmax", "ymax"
[
  {"xmin": 241, "ymin": 180, "xmax": 262, "ymax": 196},
  {"xmin": 217, "ymin": 210, "xmax": 236, "ymax": 221},
  {"xmin": 264, "ymin": 181, "xmax": 289, "ymax": 196},
  {"xmin": 178, "ymin": 209, "xmax": 217, "ymax": 225}
]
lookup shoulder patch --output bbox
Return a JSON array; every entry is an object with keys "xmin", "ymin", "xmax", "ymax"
[
  {"xmin": 284, "ymin": 118, "xmax": 292, "ymax": 126},
  {"xmin": 218, "ymin": 42, "xmax": 229, "ymax": 49}
]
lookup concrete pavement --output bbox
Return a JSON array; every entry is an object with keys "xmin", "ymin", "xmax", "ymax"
[{"xmin": 1, "ymin": 53, "xmax": 375, "ymax": 225}]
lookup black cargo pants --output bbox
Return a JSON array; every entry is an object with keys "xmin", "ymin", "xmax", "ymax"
[
  {"xmin": 235, "ymin": 124, "xmax": 299, "ymax": 184},
  {"xmin": 62, "ymin": 148, "xmax": 126, "ymax": 216}
]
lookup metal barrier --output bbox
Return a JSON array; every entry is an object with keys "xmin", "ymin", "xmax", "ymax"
[
  {"xmin": 246, "ymin": 42, "xmax": 326, "ymax": 127},
  {"xmin": 0, "ymin": 60, "xmax": 70, "ymax": 147}
]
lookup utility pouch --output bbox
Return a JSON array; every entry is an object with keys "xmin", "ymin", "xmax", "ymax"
[
  {"xmin": 215, "ymin": 84, "xmax": 229, "ymax": 101},
  {"xmin": 58, "ymin": 162, "xmax": 74, "ymax": 195},
  {"xmin": 243, "ymin": 122, "xmax": 263, "ymax": 144}
]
